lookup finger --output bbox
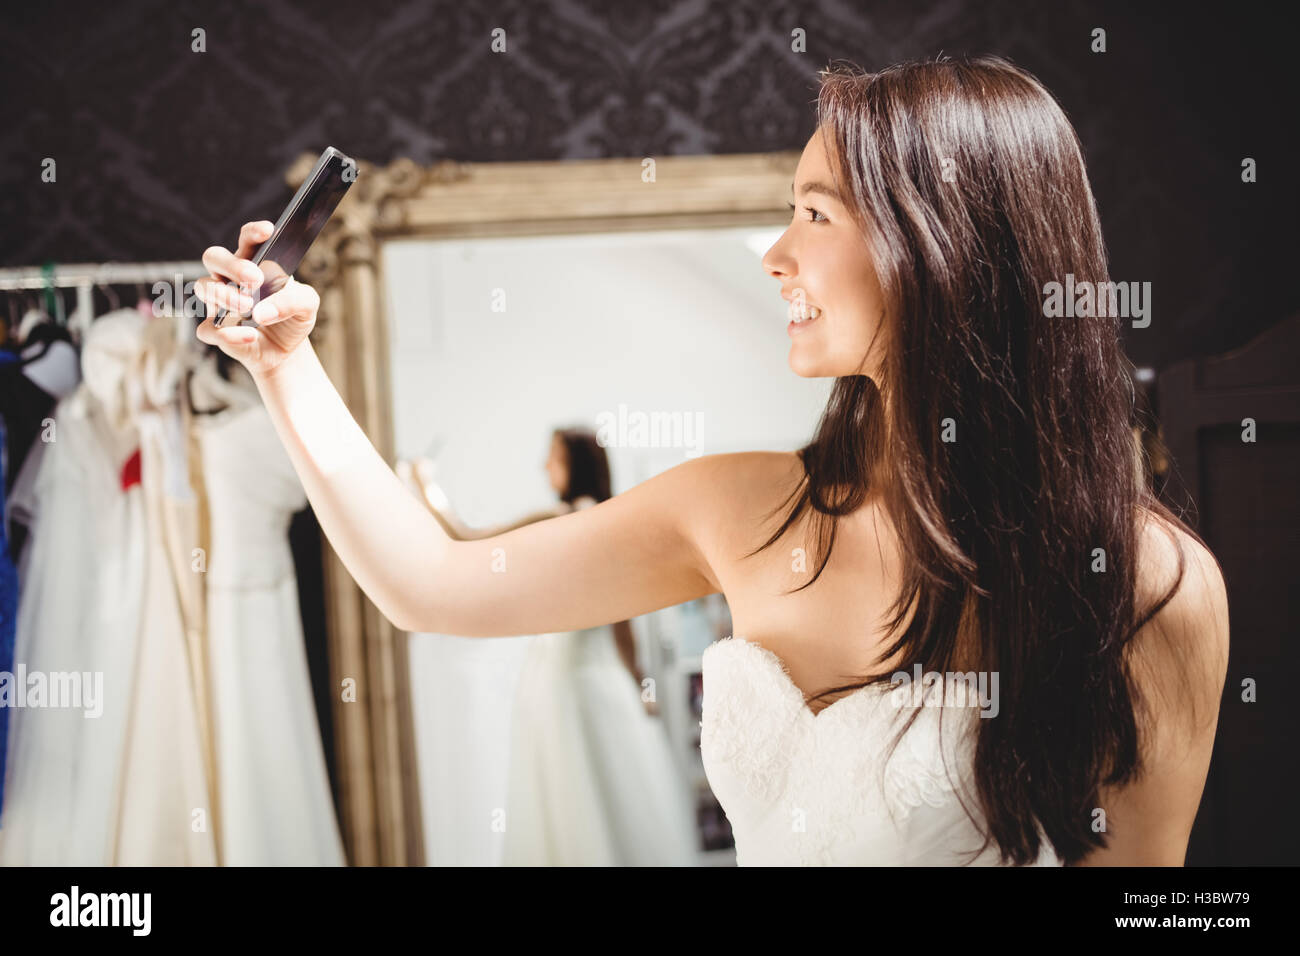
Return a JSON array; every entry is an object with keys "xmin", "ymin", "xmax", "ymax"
[
  {"xmin": 250, "ymin": 276, "xmax": 319, "ymax": 325},
  {"xmin": 202, "ymin": 245, "xmax": 264, "ymax": 288},
  {"xmin": 235, "ymin": 220, "xmax": 275, "ymax": 259},
  {"xmin": 194, "ymin": 276, "xmax": 255, "ymax": 315},
  {"xmin": 196, "ymin": 314, "xmax": 260, "ymax": 351}
]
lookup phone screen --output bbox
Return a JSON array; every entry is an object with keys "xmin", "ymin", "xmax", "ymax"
[{"xmin": 217, "ymin": 146, "xmax": 355, "ymax": 325}]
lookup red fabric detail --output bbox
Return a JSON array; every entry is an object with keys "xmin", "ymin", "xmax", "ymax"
[{"xmin": 120, "ymin": 447, "xmax": 141, "ymax": 491}]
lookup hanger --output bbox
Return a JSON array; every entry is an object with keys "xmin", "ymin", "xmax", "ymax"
[
  {"xmin": 98, "ymin": 280, "xmax": 120, "ymax": 313},
  {"xmin": 186, "ymin": 350, "xmax": 258, "ymax": 417},
  {"xmin": 40, "ymin": 262, "xmax": 59, "ymax": 323},
  {"xmin": 4, "ymin": 291, "xmax": 19, "ymax": 349},
  {"xmin": 185, "ymin": 363, "xmax": 227, "ymax": 416},
  {"xmin": 36, "ymin": 285, "xmax": 66, "ymax": 330},
  {"xmin": 135, "ymin": 282, "xmax": 153, "ymax": 317},
  {"xmin": 17, "ymin": 291, "xmax": 51, "ymax": 347}
]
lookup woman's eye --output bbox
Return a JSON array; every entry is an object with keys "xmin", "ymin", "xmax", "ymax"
[{"xmin": 786, "ymin": 201, "xmax": 827, "ymax": 224}]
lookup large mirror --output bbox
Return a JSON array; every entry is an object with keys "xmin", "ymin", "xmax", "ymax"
[{"xmin": 294, "ymin": 149, "xmax": 835, "ymax": 865}]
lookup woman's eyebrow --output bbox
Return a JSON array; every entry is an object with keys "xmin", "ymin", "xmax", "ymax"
[{"xmin": 792, "ymin": 180, "xmax": 844, "ymax": 202}]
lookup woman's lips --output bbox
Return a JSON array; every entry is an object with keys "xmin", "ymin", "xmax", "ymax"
[{"xmin": 787, "ymin": 297, "xmax": 822, "ymax": 335}]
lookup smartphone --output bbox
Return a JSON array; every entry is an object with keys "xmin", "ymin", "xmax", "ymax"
[{"xmin": 214, "ymin": 146, "xmax": 356, "ymax": 326}]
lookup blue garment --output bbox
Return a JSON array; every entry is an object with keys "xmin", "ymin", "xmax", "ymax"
[{"xmin": 0, "ymin": 413, "xmax": 17, "ymax": 821}]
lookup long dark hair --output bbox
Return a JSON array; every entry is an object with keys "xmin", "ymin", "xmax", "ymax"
[
  {"xmin": 553, "ymin": 427, "xmax": 612, "ymax": 504},
  {"xmin": 748, "ymin": 55, "xmax": 1215, "ymax": 865}
]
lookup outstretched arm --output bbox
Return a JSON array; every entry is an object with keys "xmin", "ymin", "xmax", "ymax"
[
  {"xmin": 398, "ymin": 461, "xmax": 656, "ymax": 686},
  {"xmin": 250, "ymin": 339, "xmax": 719, "ymax": 636},
  {"xmin": 396, "ymin": 458, "xmax": 570, "ymax": 541},
  {"xmin": 197, "ymin": 224, "xmax": 720, "ymax": 639}
]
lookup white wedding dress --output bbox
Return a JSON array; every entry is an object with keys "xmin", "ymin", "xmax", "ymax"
[
  {"xmin": 700, "ymin": 636, "xmax": 1065, "ymax": 866},
  {"xmin": 1, "ymin": 320, "xmax": 343, "ymax": 866},
  {"xmin": 501, "ymin": 624, "xmax": 698, "ymax": 866},
  {"xmin": 194, "ymin": 361, "xmax": 346, "ymax": 866},
  {"xmin": 0, "ymin": 310, "xmax": 216, "ymax": 865}
]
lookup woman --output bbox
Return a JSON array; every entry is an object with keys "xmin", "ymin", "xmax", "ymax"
[
  {"xmin": 197, "ymin": 54, "xmax": 1229, "ymax": 866},
  {"xmin": 398, "ymin": 429, "xmax": 648, "ymax": 693},
  {"xmin": 398, "ymin": 429, "xmax": 693, "ymax": 865}
]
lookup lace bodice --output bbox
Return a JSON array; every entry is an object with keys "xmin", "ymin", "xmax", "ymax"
[{"xmin": 699, "ymin": 636, "xmax": 1063, "ymax": 866}]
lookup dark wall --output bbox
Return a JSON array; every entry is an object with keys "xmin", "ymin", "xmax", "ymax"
[{"xmin": 1, "ymin": 0, "xmax": 1294, "ymax": 372}]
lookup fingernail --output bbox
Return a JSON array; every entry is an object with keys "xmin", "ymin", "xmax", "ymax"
[{"xmin": 252, "ymin": 300, "xmax": 278, "ymax": 321}]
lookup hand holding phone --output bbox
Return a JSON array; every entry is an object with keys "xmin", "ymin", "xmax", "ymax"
[
  {"xmin": 196, "ymin": 147, "xmax": 355, "ymax": 373},
  {"xmin": 213, "ymin": 146, "xmax": 355, "ymax": 327},
  {"xmin": 195, "ymin": 224, "xmax": 320, "ymax": 374}
]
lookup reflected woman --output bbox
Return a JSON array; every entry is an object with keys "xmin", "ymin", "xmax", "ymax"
[{"xmin": 398, "ymin": 428, "xmax": 696, "ymax": 865}]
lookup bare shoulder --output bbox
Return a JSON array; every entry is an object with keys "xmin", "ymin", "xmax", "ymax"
[
  {"xmin": 676, "ymin": 449, "xmax": 804, "ymax": 527},
  {"xmin": 1077, "ymin": 510, "xmax": 1230, "ymax": 865},
  {"xmin": 661, "ymin": 450, "xmax": 802, "ymax": 514},
  {"xmin": 654, "ymin": 450, "xmax": 804, "ymax": 586},
  {"xmin": 671, "ymin": 448, "xmax": 801, "ymax": 481},
  {"xmin": 1131, "ymin": 511, "xmax": 1231, "ymax": 715}
]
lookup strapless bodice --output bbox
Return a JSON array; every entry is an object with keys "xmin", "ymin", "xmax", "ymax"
[{"xmin": 699, "ymin": 636, "xmax": 1063, "ymax": 866}]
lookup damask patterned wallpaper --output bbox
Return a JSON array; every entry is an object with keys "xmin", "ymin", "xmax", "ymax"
[{"xmin": 1, "ymin": 0, "xmax": 1294, "ymax": 369}]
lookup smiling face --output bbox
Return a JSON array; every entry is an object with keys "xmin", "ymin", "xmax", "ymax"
[{"xmin": 762, "ymin": 127, "xmax": 888, "ymax": 379}]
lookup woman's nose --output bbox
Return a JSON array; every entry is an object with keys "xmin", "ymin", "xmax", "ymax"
[{"xmin": 762, "ymin": 235, "xmax": 794, "ymax": 280}]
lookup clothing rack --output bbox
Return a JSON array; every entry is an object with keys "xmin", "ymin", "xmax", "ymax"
[
  {"xmin": 0, "ymin": 261, "xmax": 206, "ymax": 289},
  {"xmin": 0, "ymin": 261, "xmax": 207, "ymax": 343}
]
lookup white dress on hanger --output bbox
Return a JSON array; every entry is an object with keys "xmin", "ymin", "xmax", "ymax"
[
  {"xmin": 0, "ymin": 383, "xmax": 143, "ymax": 864},
  {"xmin": 501, "ymin": 548, "xmax": 697, "ymax": 865},
  {"xmin": 115, "ymin": 315, "xmax": 218, "ymax": 865},
  {"xmin": 193, "ymin": 357, "xmax": 346, "ymax": 865},
  {"xmin": 700, "ymin": 636, "xmax": 1066, "ymax": 866},
  {"xmin": 0, "ymin": 309, "xmax": 215, "ymax": 865}
]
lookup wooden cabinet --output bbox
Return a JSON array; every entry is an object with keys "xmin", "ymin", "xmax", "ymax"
[{"xmin": 1157, "ymin": 313, "xmax": 1300, "ymax": 865}]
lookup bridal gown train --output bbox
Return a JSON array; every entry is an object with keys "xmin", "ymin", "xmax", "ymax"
[
  {"xmin": 501, "ymin": 625, "xmax": 698, "ymax": 866},
  {"xmin": 700, "ymin": 636, "xmax": 1065, "ymax": 866}
]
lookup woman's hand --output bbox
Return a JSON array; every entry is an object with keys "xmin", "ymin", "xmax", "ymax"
[{"xmin": 194, "ymin": 219, "xmax": 321, "ymax": 378}]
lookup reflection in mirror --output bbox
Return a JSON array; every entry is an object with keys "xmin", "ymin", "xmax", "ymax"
[{"xmin": 384, "ymin": 226, "xmax": 832, "ymax": 865}]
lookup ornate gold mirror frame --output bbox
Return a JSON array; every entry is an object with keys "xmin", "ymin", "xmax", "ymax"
[{"xmin": 285, "ymin": 148, "xmax": 800, "ymax": 865}]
